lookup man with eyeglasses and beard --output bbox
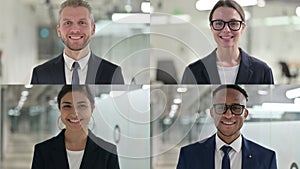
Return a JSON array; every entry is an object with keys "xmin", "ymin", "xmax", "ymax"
[{"xmin": 177, "ymin": 85, "xmax": 277, "ymax": 169}]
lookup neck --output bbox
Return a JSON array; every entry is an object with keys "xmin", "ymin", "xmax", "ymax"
[
  {"xmin": 65, "ymin": 46, "xmax": 90, "ymax": 61},
  {"xmin": 65, "ymin": 128, "xmax": 88, "ymax": 151},
  {"xmin": 217, "ymin": 131, "xmax": 240, "ymax": 145},
  {"xmin": 216, "ymin": 47, "xmax": 240, "ymax": 67}
]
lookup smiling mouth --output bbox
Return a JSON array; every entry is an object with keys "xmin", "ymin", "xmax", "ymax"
[
  {"xmin": 68, "ymin": 119, "xmax": 83, "ymax": 123},
  {"xmin": 220, "ymin": 36, "xmax": 234, "ymax": 40},
  {"xmin": 68, "ymin": 36, "xmax": 84, "ymax": 40},
  {"xmin": 222, "ymin": 121, "xmax": 235, "ymax": 125}
]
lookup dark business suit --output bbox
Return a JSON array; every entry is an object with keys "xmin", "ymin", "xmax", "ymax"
[
  {"xmin": 31, "ymin": 53, "xmax": 124, "ymax": 84},
  {"xmin": 177, "ymin": 134, "xmax": 277, "ymax": 169},
  {"xmin": 31, "ymin": 129, "xmax": 120, "ymax": 169},
  {"xmin": 181, "ymin": 48, "xmax": 274, "ymax": 84}
]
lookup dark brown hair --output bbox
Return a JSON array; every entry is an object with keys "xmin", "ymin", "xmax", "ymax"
[
  {"xmin": 209, "ymin": 0, "xmax": 245, "ymax": 21},
  {"xmin": 57, "ymin": 85, "xmax": 95, "ymax": 109}
]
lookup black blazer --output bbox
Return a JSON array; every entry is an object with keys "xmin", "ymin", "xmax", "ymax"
[
  {"xmin": 181, "ymin": 48, "xmax": 274, "ymax": 84},
  {"xmin": 31, "ymin": 129, "xmax": 120, "ymax": 169},
  {"xmin": 177, "ymin": 134, "xmax": 277, "ymax": 169},
  {"xmin": 31, "ymin": 53, "xmax": 124, "ymax": 84}
]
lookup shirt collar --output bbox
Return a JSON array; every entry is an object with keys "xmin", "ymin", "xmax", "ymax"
[
  {"xmin": 63, "ymin": 51, "xmax": 91, "ymax": 70},
  {"xmin": 215, "ymin": 133, "xmax": 242, "ymax": 153}
]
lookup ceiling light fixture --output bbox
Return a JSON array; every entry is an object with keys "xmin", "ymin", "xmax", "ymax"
[{"xmin": 195, "ymin": 0, "xmax": 258, "ymax": 11}]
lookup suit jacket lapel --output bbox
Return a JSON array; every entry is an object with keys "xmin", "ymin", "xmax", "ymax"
[
  {"xmin": 202, "ymin": 135, "xmax": 216, "ymax": 169},
  {"xmin": 52, "ymin": 55, "xmax": 66, "ymax": 83},
  {"xmin": 86, "ymin": 53, "xmax": 101, "ymax": 84},
  {"xmin": 235, "ymin": 49, "xmax": 253, "ymax": 84},
  {"xmin": 80, "ymin": 132, "xmax": 99, "ymax": 169},
  {"xmin": 242, "ymin": 136, "xmax": 258, "ymax": 169},
  {"xmin": 52, "ymin": 129, "xmax": 69, "ymax": 169},
  {"xmin": 202, "ymin": 49, "xmax": 221, "ymax": 84}
]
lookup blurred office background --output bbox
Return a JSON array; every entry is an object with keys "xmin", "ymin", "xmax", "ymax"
[
  {"xmin": 0, "ymin": 0, "xmax": 150, "ymax": 84},
  {"xmin": 150, "ymin": 0, "xmax": 300, "ymax": 84},
  {"xmin": 151, "ymin": 85, "xmax": 300, "ymax": 169},
  {"xmin": 0, "ymin": 85, "xmax": 150, "ymax": 169}
]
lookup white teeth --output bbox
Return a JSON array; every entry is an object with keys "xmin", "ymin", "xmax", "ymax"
[
  {"xmin": 223, "ymin": 121, "xmax": 234, "ymax": 125},
  {"xmin": 69, "ymin": 119, "xmax": 80, "ymax": 123},
  {"xmin": 69, "ymin": 36, "xmax": 81, "ymax": 40}
]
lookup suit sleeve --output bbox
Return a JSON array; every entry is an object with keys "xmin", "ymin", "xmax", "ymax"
[
  {"xmin": 181, "ymin": 66, "xmax": 197, "ymax": 84},
  {"xmin": 112, "ymin": 66, "xmax": 125, "ymax": 84},
  {"xmin": 31, "ymin": 144, "xmax": 44, "ymax": 169},
  {"xmin": 269, "ymin": 151, "xmax": 278, "ymax": 169},
  {"xmin": 176, "ymin": 148, "xmax": 186, "ymax": 169},
  {"xmin": 30, "ymin": 68, "xmax": 39, "ymax": 84},
  {"xmin": 107, "ymin": 146, "xmax": 120, "ymax": 169},
  {"xmin": 264, "ymin": 66, "xmax": 274, "ymax": 84}
]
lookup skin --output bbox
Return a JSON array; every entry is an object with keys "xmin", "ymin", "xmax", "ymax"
[
  {"xmin": 57, "ymin": 6, "xmax": 96, "ymax": 61},
  {"xmin": 210, "ymin": 7, "xmax": 247, "ymax": 67},
  {"xmin": 210, "ymin": 88, "xmax": 248, "ymax": 144},
  {"xmin": 60, "ymin": 91, "xmax": 95, "ymax": 150}
]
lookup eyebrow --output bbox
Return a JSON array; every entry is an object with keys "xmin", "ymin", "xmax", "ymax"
[{"xmin": 61, "ymin": 101, "xmax": 88, "ymax": 104}]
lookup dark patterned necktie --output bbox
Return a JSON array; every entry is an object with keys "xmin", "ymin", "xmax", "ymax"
[
  {"xmin": 72, "ymin": 62, "xmax": 80, "ymax": 84},
  {"xmin": 221, "ymin": 146, "xmax": 232, "ymax": 169}
]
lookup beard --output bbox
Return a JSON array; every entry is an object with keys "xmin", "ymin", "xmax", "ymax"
[{"xmin": 61, "ymin": 34, "xmax": 91, "ymax": 51}]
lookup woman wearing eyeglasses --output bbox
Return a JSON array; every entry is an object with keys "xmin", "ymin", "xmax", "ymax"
[{"xmin": 181, "ymin": 0, "xmax": 274, "ymax": 84}]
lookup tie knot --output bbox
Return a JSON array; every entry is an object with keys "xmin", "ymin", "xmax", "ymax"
[
  {"xmin": 72, "ymin": 62, "xmax": 80, "ymax": 69},
  {"xmin": 221, "ymin": 146, "xmax": 232, "ymax": 154}
]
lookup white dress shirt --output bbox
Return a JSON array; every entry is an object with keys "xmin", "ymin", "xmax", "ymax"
[
  {"xmin": 217, "ymin": 64, "xmax": 240, "ymax": 84},
  {"xmin": 63, "ymin": 51, "xmax": 90, "ymax": 84},
  {"xmin": 215, "ymin": 134, "xmax": 242, "ymax": 169}
]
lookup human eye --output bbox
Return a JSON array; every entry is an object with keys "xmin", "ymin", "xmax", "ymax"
[
  {"xmin": 231, "ymin": 105, "xmax": 243, "ymax": 112},
  {"xmin": 79, "ymin": 20, "xmax": 87, "ymax": 25},
  {"xmin": 214, "ymin": 104, "xmax": 226, "ymax": 113},
  {"xmin": 62, "ymin": 104, "xmax": 72, "ymax": 109},
  {"xmin": 77, "ymin": 104, "xmax": 88, "ymax": 110},
  {"xmin": 64, "ymin": 21, "xmax": 72, "ymax": 26},
  {"xmin": 214, "ymin": 20, "xmax": 224, "ymax": 26},
  {"xmin": 229, "ymin": 21, "xmax": 240, "ymax": 27}
]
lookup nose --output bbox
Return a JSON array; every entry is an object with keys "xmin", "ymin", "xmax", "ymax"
[
  {"xmin": 222, "ymin": 23, "xmax": 231, "ymax": 32},
  {"xmin": 223, "ymin": 107, "xmax": 233, "ymax": 118},
  {"xmin": 70, "ymin": 24, "xmax": 80, "ymax": 33}
]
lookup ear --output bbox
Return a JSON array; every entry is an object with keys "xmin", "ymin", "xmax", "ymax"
[
  {"xmin": 243, "ymin": 108, "xmax": 249, "ymax": 119},
  {"xmin": 91, "ymin": 104, "xmax": 95, "ymax": 113},
  {"xmin": 91, "ymin": 23, "xmax": 96, "ymax": 35},
  {"xmin": 241, "ymin": 22, "xmax": 247, "ymax": 34},
  {"xmin": 56, "ymin": 24, "xmax": 61, "ymax": 37},
  {"xmin": 210, "ymin": 107, "xmax": 214, "ymax": 118}
]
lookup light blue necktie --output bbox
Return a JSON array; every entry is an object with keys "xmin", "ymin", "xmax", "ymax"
[
  {"xmin": 72, "ymin": 62, "xmax": 80, "ymax": 85},
  {"xmin": 221, "ymin": 146, "xmax": 232, "ymax": 169}
]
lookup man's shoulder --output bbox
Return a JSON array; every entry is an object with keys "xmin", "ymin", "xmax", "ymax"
[
  {"xmin": 181, "ymin": 136, "xmax": 213, "ymax": 152},
  {"xmin": 91, "ymin": 54, "xmax": 120, "ymax": 68},
  {"xmin": 243, "ymin": 137, "xmax": 275, "ymax": 154},
  {"xmin": 33, "ymin": 55, "xmax": 62, "ymax": 69}
]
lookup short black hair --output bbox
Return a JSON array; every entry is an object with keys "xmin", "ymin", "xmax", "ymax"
[
  {"xmin": 212, "ymin": 85, "xmax": 248, "ymax": 101},
  {"xmin": 57, "ymin": 85, "xmax": 95, "ymax": 109}
]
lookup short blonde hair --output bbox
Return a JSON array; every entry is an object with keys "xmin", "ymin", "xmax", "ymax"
[{"xmin": 58, "ymin": 0, "xmax": 94, "ymax": 23}]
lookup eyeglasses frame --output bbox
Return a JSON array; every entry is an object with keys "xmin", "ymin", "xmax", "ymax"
[
  {"xmin": 213, "ymin": 103, "xmax": 245, "ymax": 116},
  {"xmin": 210, "ymin": 20, "xmax": 245, "ymax": 31}
]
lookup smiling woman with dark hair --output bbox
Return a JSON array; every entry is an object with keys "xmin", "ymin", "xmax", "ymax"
[
  {"xmin": 182, "ymin": 0, "xmax": 274, "ymax": 84},
  {"xmin": 31, "ymin": 85, "xmax": 120, "ymax": 169}
]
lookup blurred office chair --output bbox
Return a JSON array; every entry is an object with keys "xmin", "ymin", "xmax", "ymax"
[{"xmin": 279, "ymin": 61, "xmax": 298, "ymax": 84}]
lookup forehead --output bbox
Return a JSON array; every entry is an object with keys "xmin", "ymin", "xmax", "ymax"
[
  {"xmin": 213, "ymin": 88, "xmax": 246, "ymax": 103},
  {"xmin": 60, "ymin": 6, "xmax": 91, "ymax": 19},
  {"xmin": 61, "ymin": 91, "xmax": 89, "ymax": 102},
  {"xmin": 212, "ymin": 6, "xmax": 242, "ymax": 20}
]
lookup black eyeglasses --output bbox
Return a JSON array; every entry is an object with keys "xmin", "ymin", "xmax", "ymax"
[
  {"xmin": 210, "ymin": 20, "xmax": 244, "ymax": 31},
  {"xmin": 213, "ymin": 104, "xmax": 245, "ymax": 115}
]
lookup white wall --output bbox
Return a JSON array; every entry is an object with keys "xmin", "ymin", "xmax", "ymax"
[{"xmin": 1, "ymin": 0, "xmax": 38, "ymax": 84}]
